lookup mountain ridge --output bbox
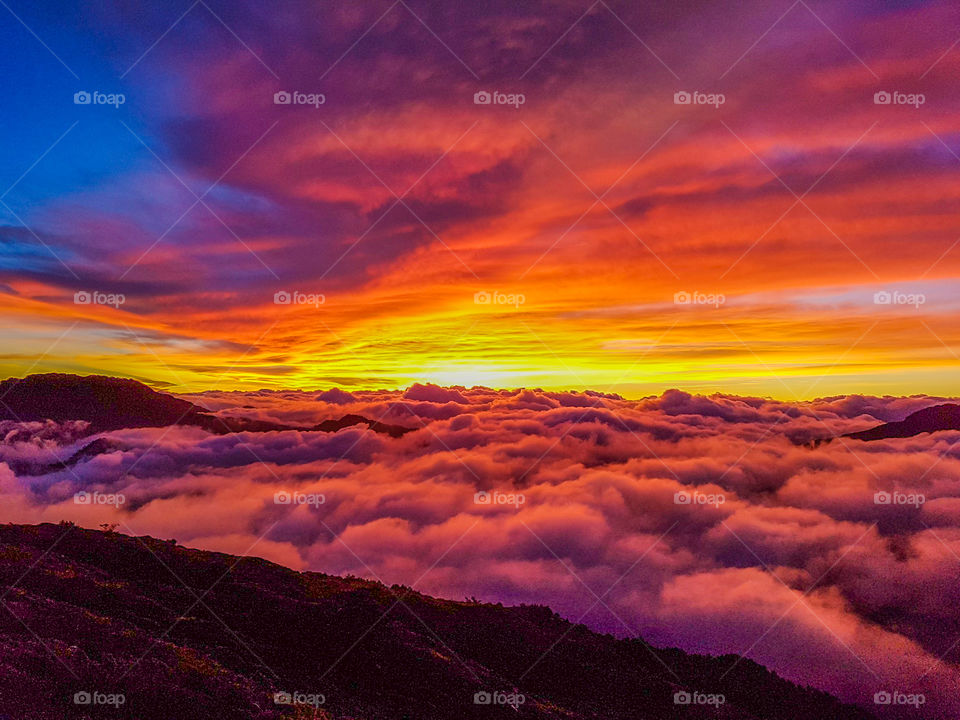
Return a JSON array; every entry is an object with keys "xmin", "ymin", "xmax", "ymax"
[
  {"xmin": 843, "ymin": 403, "xmax": 960, "ymax": 441},
  {"xmin": 0, "ymin": 373, "xmax": 413, "ymax": 439},
  {"xmin": 0, "ymin": 522, "xmax": 876, "ymax": 719}
]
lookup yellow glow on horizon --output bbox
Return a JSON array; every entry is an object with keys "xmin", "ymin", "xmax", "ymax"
[
  {"xmin": 413, "ymin": 366, "xmax": 536, "ymax": 390},
  {"xmin": 2, "ymin": 278, "xmax": 959, "ymax": 400}
]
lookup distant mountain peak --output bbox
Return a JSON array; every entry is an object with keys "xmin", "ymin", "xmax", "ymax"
[
  {"xmin": 0, "ymin": 373, "xmax": 412, "ymax": 440},
  {"xmin": 0, "ymin": 373, "xmax": 200, "ymax": 433},
  {"xmin": 844, "ymin": 403, "xmax": 960, "ymax": 441}
]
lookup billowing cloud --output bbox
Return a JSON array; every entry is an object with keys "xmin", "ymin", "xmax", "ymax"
[{"xmin": 2, "ymin": 387, "xmax": 958, "ymax": 716}]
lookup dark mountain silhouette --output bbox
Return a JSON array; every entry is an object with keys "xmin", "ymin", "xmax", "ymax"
[
  {"xmin": 27, "ymin": 437, "xmax": 122, "ymax": 475},
  {"xmin": 312, "ymin": 414, "xmax": 413, "ymax": 438},
  {"xmin": 0, "ymin": 374, "xmax": 202, "ymax": 433},
  {"xmin": 0, "ymin": 523, "xmax": 875, "ymax": 720},
  {"xmin": 0, "ymin": 373, "xmax": 412, "ymax": 439},
  {"xmin": 844, "ymin": 403, "xmax": 960, "ymax": 441}
]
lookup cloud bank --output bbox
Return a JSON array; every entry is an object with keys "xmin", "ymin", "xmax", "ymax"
[{"xmin": 2, "ymin": 387, "xmax": 960, "ymax": 716}]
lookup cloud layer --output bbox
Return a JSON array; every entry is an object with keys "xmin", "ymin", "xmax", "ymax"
[{"xmin": 2, "ymin": 387, "xmax": 960, "ymax": 716}]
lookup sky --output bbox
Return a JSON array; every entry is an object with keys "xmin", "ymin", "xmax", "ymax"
[{"xmin": 1, "ymin": 0, "xmax": 959, "ymax": 397}]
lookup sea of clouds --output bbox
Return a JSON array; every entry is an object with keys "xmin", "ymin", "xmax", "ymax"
[{"xmin": 1, "ymin": 385, "xmax": 959, "ymax": 716}]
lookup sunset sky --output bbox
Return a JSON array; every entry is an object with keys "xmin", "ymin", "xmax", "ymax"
[{"xmin": 1, "ymin": 0, "xmax": 959, "ymax": 396}]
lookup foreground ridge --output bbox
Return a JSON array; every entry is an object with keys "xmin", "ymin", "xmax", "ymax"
[{"xmin": 0, "ymin": 523, "xmax": 874, "ymax": 719}]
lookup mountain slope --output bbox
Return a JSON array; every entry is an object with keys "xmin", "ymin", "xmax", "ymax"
[
  {"xmin": 0, "ymin": 523, "xmax": 874, "ymax": 720},
  {"xmin": 0, "ymin": 374, "xmax": 201, "ymax": 433},
  {"xmin": 844, "ymin": 403, "xmax": 960, "ymax": 441},
  {"xmin": 0, "ymin": 374, "xmax": 412, "ymax": 438}
]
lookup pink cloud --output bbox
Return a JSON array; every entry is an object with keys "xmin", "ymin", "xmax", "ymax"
[{"xmin": 2, "ymin": 388, "xmax": 959, "ymax": 715}]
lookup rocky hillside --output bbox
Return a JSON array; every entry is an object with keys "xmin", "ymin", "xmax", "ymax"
[{"xmin": 0, "ymin": 523, "xmax": 875, "ymax": 719}]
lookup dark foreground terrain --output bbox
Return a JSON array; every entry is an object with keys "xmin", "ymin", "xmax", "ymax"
[{"xmin": 0, "ymin": 523, "xmax": 874, "ymax": 719}]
